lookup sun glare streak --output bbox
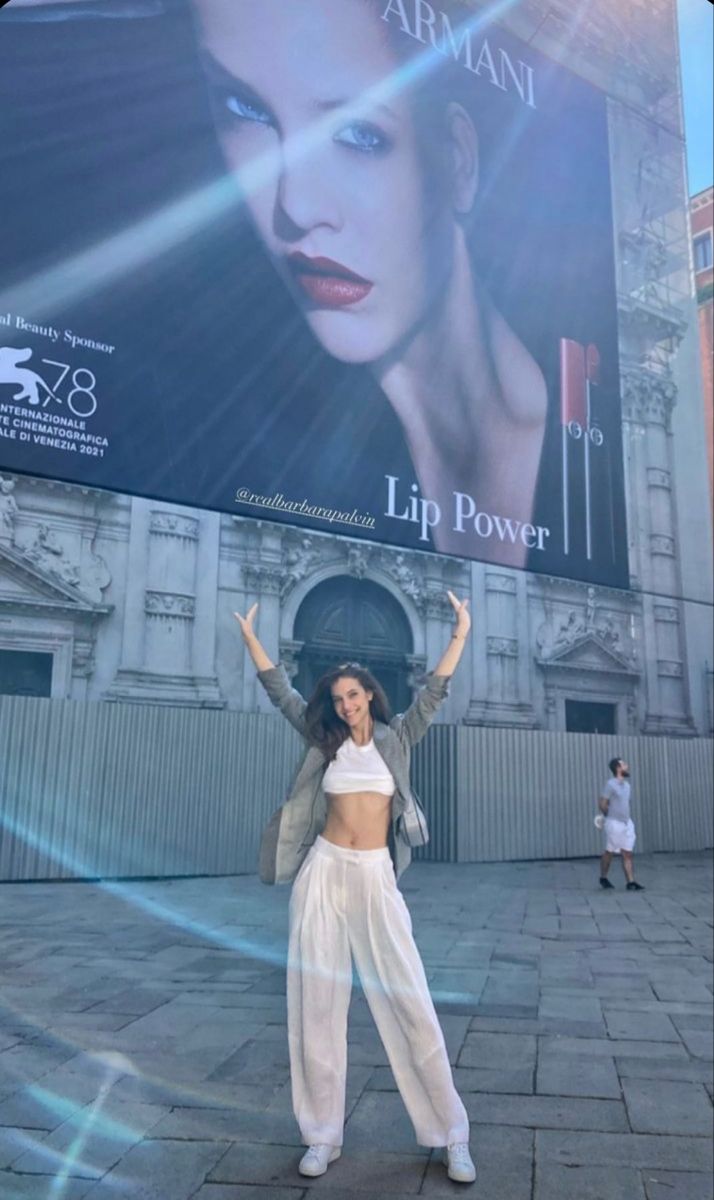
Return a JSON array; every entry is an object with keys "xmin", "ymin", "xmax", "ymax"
[
  {"xmin": 0, "ymin": 808, "xmax": 285, "ymax": 962},
  {"xmin": 474, "ymin": 0, "xmax": 593, "ymax": 211},
  {"xmin": 0, "ymin": 0, "xmax": 522, "ymax": 321}
]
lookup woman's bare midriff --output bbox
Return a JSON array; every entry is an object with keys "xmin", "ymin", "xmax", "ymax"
[{"xmin": 322, "ymin": 792, "xmax": 393, "ymax": 849}]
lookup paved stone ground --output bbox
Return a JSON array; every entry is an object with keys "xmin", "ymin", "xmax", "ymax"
[{"xmin": 0, "ymin": 851, "xmax": 712, "ymax": 1200}]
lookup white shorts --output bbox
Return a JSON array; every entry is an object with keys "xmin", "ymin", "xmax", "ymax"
[{"xmin": 604, "ymin": 817, "xmax": 636, "ymax": 854}]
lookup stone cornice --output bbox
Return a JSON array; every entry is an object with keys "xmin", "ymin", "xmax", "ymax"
[{"xmin": 0, "ymin": 543, "xmax": 112, "ymax": 617}]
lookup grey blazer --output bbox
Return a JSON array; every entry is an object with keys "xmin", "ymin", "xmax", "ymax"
[{"xmin": 257, "ymin": 665, "xmax": 450, "ymax": 885}]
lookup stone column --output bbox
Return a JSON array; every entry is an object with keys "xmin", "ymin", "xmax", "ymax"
[
  {"xmin": 635, "ymin": 374, "xmax": 693, "ymax": 733},
  {"xmin": 466, "ymin": 562, "xmax": 488, "ymax": 722},
  {"xmin": 192, "ymin": 510, "xmax": 222, "ymax": 703},
  {"xmin": 114, "ymin": 496, "xmax": 152, "ymax": 675},
  {"xmin": 143, "ymin": 510, "xmax": 199, "ymax": 675},
  {"xmin": 423, "ymin": 588, "xmax": 453, "ymax": 679},
  {"xmin": 468, "ymin": 569, "xmax": 535, "ymax": 726},
  {"xmin": 106, "ymin": 502, "xmax": 223, "ymax": 706},
  {"xmin": 242, "ymin": 524, "xmax": 285, "ymax": 712}
]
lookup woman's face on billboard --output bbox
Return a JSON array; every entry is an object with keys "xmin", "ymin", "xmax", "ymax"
[{"xmin": 193, "ymin": 0, "xmax": 459, "ymax": 365}]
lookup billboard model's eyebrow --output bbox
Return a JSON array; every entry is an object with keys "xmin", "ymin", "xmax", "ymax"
[
  {"xmin": 200, "ymin": 48, "xmax": 272, "ymax": 111},
  {"xmin": 313, "ymin": 97, "xmax": 400, "ymax": 122}
]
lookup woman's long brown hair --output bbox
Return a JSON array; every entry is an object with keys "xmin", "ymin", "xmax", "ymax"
[{"xmin": 305, "ymin": 663, "xmax": 392, "ymax": 761}]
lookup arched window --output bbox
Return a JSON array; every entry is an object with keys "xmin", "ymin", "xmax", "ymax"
[{"xmin": 294, "ymin": 576, "xmax": 413, "ymax": 713}]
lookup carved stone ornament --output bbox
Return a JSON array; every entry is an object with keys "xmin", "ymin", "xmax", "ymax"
[
  {"xmin": 144, "ymin": 590, "xmax": 195, "ymax": 618},
  {"xmin": 646, "ymin": 467, "xmax": 671, "ymax": 490},
  {"xmin": 621, "ymin": 369, "xmax": 677, "ymax": 429},
  {"xmin": 656, "ymin": 659, "xmax": 683, "ymax": 678},
  {"xmin": 81, "ymin": 551, "xmax": 112, "ymax": 605},
  {"xmin": 24, "ymin": 523, "xmax": 80, "ymax": 588},
  {"xmin": 487, "ymin": 636, "xmax": 519, "ymax": 658},
  {"xmin": 149, "ymin": 512, "xmax": 199, "ymax": 540},
  {"xmin": 424, "ymin": 591, "xmax": 453, "ymax": 621},
  {"xmin": 347, "ymin": 546, "xmax": 371, "ymax": 579},
  {"xmin": 649, "ymin": 533, "xmax": 675, "ymax": 557},
  {"xmin": 242, "ymin": 563, "xmax": 283, "ymax": 596},
  {"xmin": 485, "ymin": 572, "xmax": 517, "ymax": 595},
  {"xmin": 382, "ymin": 552, "xmax": 425, "ymax": 607},
  {"xmin": 278, "ymin": 638, "xmax": 304, "ymax": 681},
  {"xmin": 536, "ymin": 589, "xmax": 634, "ymax": 665},
  {"xmin": 72, "ymin": 638, "xmax": 95, "ymax": 679},
  {"xmin": 280, "ymin": 533, "xmax": 324, "ymax": 599}
]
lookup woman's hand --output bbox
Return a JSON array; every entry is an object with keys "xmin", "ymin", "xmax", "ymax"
[
  {"xmin": 233, "ymin": 604, "xmax": 275, "ymax": 672},
  {"xmin": 447, "ymin": 591, "xmax": 471, "ymax": 640},
  {"xmin": 233, "ymin": 602, "xmax": 258, "ymax": 642},
  {"xmin": 433, "ymin": 592, "xmax": 472, "ymax": 677}
]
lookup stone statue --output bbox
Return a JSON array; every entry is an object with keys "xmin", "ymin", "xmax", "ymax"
[
  {"xmin": 391, "ymin": 554, "xmax": 423, "ymax": 603},
  {"xmin": 26, "ymin": 523, "xmax": 80, "ymax": 587},
  {"xmin": 0, "ymin": 476, "xmax": 18, "ymax": 543},
  {"xmin": 82, "ymin": 551, "xmax": 112, "ymax": 604}
]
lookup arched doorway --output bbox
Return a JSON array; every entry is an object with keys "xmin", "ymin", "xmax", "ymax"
[{"xmin": 294, "ymin": 576, "xmax": 413, "ymax": 713}]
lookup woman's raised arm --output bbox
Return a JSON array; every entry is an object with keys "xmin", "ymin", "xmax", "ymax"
[
  {"xmin": 433, "ymin": 591, "xmax": 471, "ymax": 678},
  {"xmin": 234, "ymin": 603, "xmax": 274, "ymax": 673},
  {"xmin": 394, "ymin": 592, "xmax": 471, "ymax": 748},
  {"xmin": 234, "ymin": 604, "xmax": 308, "ymax": 735}
]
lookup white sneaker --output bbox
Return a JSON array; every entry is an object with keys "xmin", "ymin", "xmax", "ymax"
[
  {"xmin": 298, "ymin": 1144, "xmax": 341, "ymax": 1177},
  {"xmin": 445, "ymin": 1142, "xmax": 476, "ymax": 1183}
]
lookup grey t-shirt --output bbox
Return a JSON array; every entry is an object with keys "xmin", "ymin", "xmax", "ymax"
[{"xmin": 602, "ymin": 778, "xmax": 631, "ymax": 822}]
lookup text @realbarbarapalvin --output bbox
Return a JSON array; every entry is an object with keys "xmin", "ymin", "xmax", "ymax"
[
  {"xmin": 235, "ymin": 478, "xmax": 550, "ymax": 552},
  {"xmin": 385, "ymin": 476, "xmax": 551, "ymax": 549},
  {"xmin": 234, "ymin": 487, "xmax": 377, "ymax": 530}
]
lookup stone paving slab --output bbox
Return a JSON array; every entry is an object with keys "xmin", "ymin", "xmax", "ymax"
[
  {"xmin": 621, "ymin": 1078, "xmax": 713, "ymax": 1135},
  {"xmin": 463, "ymin": 1092, "xmax": 628, "ymax": 1131},
  {"xmin": 210, "ymin": 1144, "xmax": 428, "ymax": 1192},
  {"xmin": 536, "ymin": 1049, "xmax": 622, "ymax": 1098},
  {"xmin": 642, "ymin": 1171, "xmax": 714, "ymax": 1200},
  {"xmin": 615, "ymin": 1055, "xmax": 714, "ymax": 1084},
  {"xmin": 0, "ymin": 851, "xmax": 711, "ymax": 1198},
  {"xmin": 536, "ymin": 1130, "xmax": 713, "ymax": 1172},
  {"xmin": 0, "ymin": 1175, "xmax": 95, "ymax": 1199},
  {"xmin": 85, "ymin": 1137, "xmax": 227, "ymax": 1199},
  {"xmin": 193, "ymin": 1188, "xmax": 307, "ymax": 1200},
  {"xmin": 534, "ymin": 1163, "xmax": 647, "ymax": 1200}
]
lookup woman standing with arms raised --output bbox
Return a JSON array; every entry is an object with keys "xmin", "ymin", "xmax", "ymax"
[{"xmin": 234, "ymin": 590, "xmax": 475, "ymax": 1184}]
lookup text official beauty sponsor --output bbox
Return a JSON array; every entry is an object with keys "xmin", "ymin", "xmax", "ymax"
[{"xmin": 0, "ymin": 313, "xmax": 113, "ymax": 459}]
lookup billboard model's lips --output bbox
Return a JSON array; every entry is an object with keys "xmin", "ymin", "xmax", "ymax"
[{"xmin": 287, "ymin": 253, "xmax": 373, "ymax": 307}]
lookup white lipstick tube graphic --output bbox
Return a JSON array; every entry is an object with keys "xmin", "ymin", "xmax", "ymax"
[{"xmin": 584, "ymin": 344, "xmax": 600, "ymax": 562}]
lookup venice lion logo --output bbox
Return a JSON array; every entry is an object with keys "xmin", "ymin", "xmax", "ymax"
[{"xmin": 0, "ymin": 347, "xmax": 58, "ymax": 406}]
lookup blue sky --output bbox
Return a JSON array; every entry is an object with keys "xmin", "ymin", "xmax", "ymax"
[{"xmin": 677, "ymin": 0, "xmax": 713, "ymax": 195}]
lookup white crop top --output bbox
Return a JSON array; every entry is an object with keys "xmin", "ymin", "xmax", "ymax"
[{"xmin": 323, "ymin": 737, "xmax": 395, "ymax": 797}]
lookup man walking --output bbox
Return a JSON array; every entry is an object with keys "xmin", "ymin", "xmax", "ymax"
[{"xmin": 598, "ymin": 758, "xmax": 645, "ymax": 891}]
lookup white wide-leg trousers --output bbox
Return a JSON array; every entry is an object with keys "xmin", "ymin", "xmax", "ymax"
[{"xmin": 287, "ymin": 835, "xmax": 470, "ymax": 1148}]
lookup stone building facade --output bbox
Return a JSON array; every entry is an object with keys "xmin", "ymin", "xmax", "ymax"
[
  {"xmin": 690, "ymin": 186, "xmax": 713, "ymax": 510},
  {"xmin": 0, "ymin": 0, "xmax": 712, "ymax": 737}
]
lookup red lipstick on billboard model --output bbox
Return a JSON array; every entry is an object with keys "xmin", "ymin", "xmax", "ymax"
[
  {"xmin": 287, "ymin": 253, "xmax": 373, "ymax": 307},
  {"xmin": 559, "ymin": 338, "xmax": 586, "ymax": 556},
  {"xmin": 584, "ymin": 344, "xmax": 600, "ymax": 562}
]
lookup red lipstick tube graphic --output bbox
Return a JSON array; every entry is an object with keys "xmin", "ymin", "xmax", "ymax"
[
  {"xmin": 559, "ymin": 338, "xmax": 586, "ymax": 556},
  {"xmin": 559, "ymin": 339, "xmax": 603, "ymax": 561}
]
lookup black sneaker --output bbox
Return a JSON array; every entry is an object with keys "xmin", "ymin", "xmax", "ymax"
[
  {"xmin": 599, "ymin": 877, "xmax": 615, "ymax": 889},
  {"xmin": 626, "ymin": 881, "xmax": 645, "ymax": 891}
]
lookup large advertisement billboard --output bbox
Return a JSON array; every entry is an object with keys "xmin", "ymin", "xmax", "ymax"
[{"xmin": 0, "ymin": 0, "xmax": 628, "ymax": 586}]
